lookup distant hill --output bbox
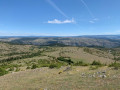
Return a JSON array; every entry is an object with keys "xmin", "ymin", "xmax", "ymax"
[{"xmin": 1, "ymin": 35, "xmax": 120, "ymax": 48}]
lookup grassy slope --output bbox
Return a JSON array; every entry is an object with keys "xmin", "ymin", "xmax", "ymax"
[
  {"xmin": 0, "ymin": 42, "xmax": 114, "ymax": 65},
  {"xmin": 44, "ymin": 47, "xmax": 114, "ymax": 64},
  {"xmin": 0, "ymin": 42, "xmax": 38, "ymax": 60},
  {"xmin": 0, "ymin": 66, "xmax": 120, "ymax": 90},
  {"xmin": 0, "ymin": 42, "xmax": 119, "ymax": 90}
]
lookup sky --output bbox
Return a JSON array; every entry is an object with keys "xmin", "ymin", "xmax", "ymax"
[{"xmin": 0, "ymin": 0, "xmax": 120, "ymax": 36}]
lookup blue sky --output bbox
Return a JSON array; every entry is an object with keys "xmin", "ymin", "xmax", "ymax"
[{"xmin": 0, "ymin": 0, "xmax": 120, "ymax": 36}]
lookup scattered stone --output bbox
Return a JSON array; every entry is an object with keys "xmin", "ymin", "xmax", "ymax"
[
  {"xmin": 63, "ymin": 67, "xmax": 72, "ymax": 72},
  {"xmin": 92, "ymin": 74, "xmax": 96, "ymax": 77},
  {"xmin": 97, "ymin": 71, "xmax": 101, "ymax": 74},
  {"xmin": 99, "ymin": 75, "xmax": 107, "ymax": 78},
  {"xmin": 88, "ymin": 74, "xmax": 92, "ymax": 78},
  {"xmin": 81, "ymin": 73, "xmax": 86, "ymax": 77},
  {"xmin": 81, "ymin": 73, "xmax": 85, "ymax": 76},
  {"xmin": 102, "ymin": 75, "xmax": 107, "ymax": 78},
  {"xmin": 102, "ymin": 71, "xmax": 106, "ymax": 74}
]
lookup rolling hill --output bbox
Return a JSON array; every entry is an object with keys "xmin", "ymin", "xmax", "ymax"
[
  {"xmin": 1, "ymin": 35, "xmax": 120, "ymax": 48},
  {"xmin": 0, "ymin": 38, "xmax": 120, "ymax": 90}
]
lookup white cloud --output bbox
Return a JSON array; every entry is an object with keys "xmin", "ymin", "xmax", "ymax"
[
  {"xmin": 89, "ymin": 18, "xmax": 99, "ymax": 23},
  {"xmin": 47, "ymin": 19, "xmax": 75, "ymax": 24},
  {"xmin": 89, "ymin": 20, "xmax": 95, "ymax": 23}
]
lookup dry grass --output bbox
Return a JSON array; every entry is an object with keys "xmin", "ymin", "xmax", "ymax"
[
  {"xmin": 0, "ymin": 42, "xmax": 114, "ymax": 64},
  {"xmin": 45, "ymin": 47, "xmax": 114, "ymax": 64},
  {"xmin": 0, "ymin": 43, "xmax": 119, "ymax": 90},
  {"xmin": 0, "ymin": 66, "xmax": 120, "ymax": 90}
]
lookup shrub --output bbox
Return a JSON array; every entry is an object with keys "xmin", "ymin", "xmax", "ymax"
[
  {"xmin": 74, "ymin": 61, "xmax": 88, "ymax": 66},
  {"xmin": 49, "ymin": 64, "xmax": 57, "ymax": 69},
  {"xmin": 109, "ymin": 61, "xmax": 120, "ymax": 70},
  {"xmin": 26, "ymin": 66, "xmax": 31, "ymax": 69},
  {"xmin": 0, "ymin": 67, "xmax": 8, "ymax": 76},
  {"xmin": 15, "ymin": 67, "xmax": 20, "ymax": 72},
  {"xmin": 57, "ymin": 57, "xmax": 74, "ymax": 65},
  {"xmin": 9, "ymin": 67, "xmax": 14, "ymax": 71},
  {"xmin": 91, "ymin": 60, "xmax": 102, "ymax": 66},
  {"xmin": 31, "ymin": 64, "xmax": 38, "ymax": 69},
  {"xmin": 114, "ymin": 57, "xmax": 120, "ymax": 61},
  {"xmin": 41, "ymin": 64, "xmax": 49, "ymax": 67}
]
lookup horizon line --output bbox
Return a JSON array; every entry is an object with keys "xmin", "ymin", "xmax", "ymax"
[{"xmin": 0, "ymin": 34, "xmax": 120, "ymax": 37}]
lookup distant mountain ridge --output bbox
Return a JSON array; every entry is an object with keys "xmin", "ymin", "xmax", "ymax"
[{"xmin": 1, "ymin": 35, "xmax": 120, "ymax": 48}]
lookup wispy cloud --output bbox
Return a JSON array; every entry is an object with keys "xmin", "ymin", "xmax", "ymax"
[
  {"xmin": 46, "ymin": 0, "xmax": 68, "ymax": 18},
  {"xmin": 79, "ymin": 0, "xmax": 99, "ymax": 23},
  {"xmin": 80, "ymin": 0, "xmax": 94, "ymax": 18},
  {"xmin": 89, "ymin": 21, "xmax": 95, "ymax": 23},
  {"xmin": 93, "ymin": 18, "xmax": 99, "ymax": 21},
  {"xmin": 47, "ymin": 19, "xmax": 75, "ymax": 24},
  {"xmin": 89, "ymin": 18, "xmax": 99, "ymax": 23}
]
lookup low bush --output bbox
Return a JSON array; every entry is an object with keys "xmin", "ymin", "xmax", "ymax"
[
  {"xmin": 91, "ymin": 60, "xmax": 102, "ymax": 66},
  {"xmin": 26, "ymin": 66, "xmax": 31, "ymax": 69},
  {"xmin": 31, "ymin": 64, "xmax": 38, "ymax": 69},
  {"xmin": 15, "ymin": 67, "xmax": 20, "ymax": 72},
  {"xmin": 0, "ymin": 67, "xmax": 8, "ymax": 76},
  {"xmin": 57, "ymin": 57, "xmax": 74, "ymax": 65},
  {"xmin": 74, "ymin": 61, "xmax": 89, "ymax": 66},
  {"xmin": 49, "ymin": 64, "xmax": 57, "ymax": 69},
  {"xmin": 41, "ymin": 64, "xmax": 50, "ymax": 67},
  {"xmin": 109, "ymin": 61, "xmax": 120, "ymax": 70},
  {"xmin": 114, "ymin": 57, "xmax": 120, "ymax": 61},
  {"xmin": 9, "ymin": 67, "xmax": 14, "ymax": 71}
]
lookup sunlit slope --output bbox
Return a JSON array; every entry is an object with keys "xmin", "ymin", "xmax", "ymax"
[
  {"xmin": 0, "ymin": 66, "xmax": 120, "ymax": 90},
  {"xmin": 0, "ymin": 42, "xmax": 114, "ymax": 64},
  {"xmin": 44, "ymin": 47, "xmax": 114, "ymax": 64},
  {"xmin": 1, "ymin": 36, "xmax": 120, "ymax": 48},
  {"xmin": 0, "ymin": 42, "xmax": 39, "ymax": 61}
]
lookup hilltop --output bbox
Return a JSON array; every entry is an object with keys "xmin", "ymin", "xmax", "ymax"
[{"xmin": 0, "ymin": 42, "xmax": 120, "ymax": 89}]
